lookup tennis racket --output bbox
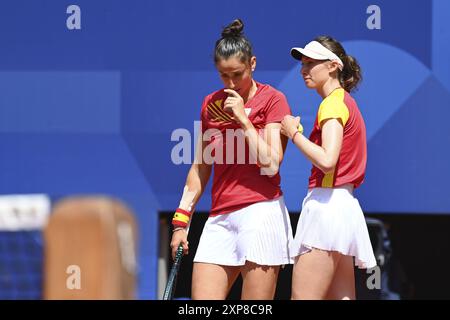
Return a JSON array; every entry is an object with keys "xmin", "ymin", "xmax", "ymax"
[
  {"xmin": 162, "ymin": 186, "xmax": 196, "ymax": 300},
  {"xmin": 163, "ymin": 244, "xmax": 184, "ymax": 300}
]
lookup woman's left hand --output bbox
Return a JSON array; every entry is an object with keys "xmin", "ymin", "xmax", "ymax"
[
  {"xmin": 281, "ymin": 115, "xmax": 300, "ymax": 139},
  {"xmin": 223, "ymin": 89, "xmax": 248, "ymax": 124}
]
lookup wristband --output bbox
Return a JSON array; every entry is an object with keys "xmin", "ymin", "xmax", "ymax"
[{"xmin": 172, "ymin": 208, "xmax": 191, "ymax": 228}]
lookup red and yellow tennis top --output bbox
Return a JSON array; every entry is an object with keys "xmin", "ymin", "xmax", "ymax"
[
  {"xmin": 308, "ymin": 88, "xmax": 367, "ymax": 189},
  {"xmin": 200, "ymin": 82, "xmax": 291, "ymax": 216}
]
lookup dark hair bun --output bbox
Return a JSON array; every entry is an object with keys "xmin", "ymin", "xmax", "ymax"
[
  {"xmin": 214, "ymin": 18, "xmax": 253, "ymax": 63},
  {"xmin": 221, "ymin": 19, "xmax": 244, "ymax": 38}
]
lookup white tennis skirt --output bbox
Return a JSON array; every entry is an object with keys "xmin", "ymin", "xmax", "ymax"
[
  {"xmin": 194, "ymin": 196, "xmax": 294, "ymax": 266},
  {"xmin": 289, "ymin": 185, "xmax": 377, "ymax": 269}
]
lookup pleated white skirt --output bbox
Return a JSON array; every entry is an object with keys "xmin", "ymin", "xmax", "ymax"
[
  {"xmin": 194, "ymin": 196, "xmax": 294, "ymax": 266},
  {"xmin": 289, "ymin": 185, "xmax": 377, "ymax": 269}
]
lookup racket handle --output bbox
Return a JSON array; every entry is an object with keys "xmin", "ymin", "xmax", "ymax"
[
  {"xmin": 174, "ymin": 245, "xmax": 184, "ymax": 263},
  {"xmin": 162, "ymin": 244, "xmax": 184, "ymax": 300}
]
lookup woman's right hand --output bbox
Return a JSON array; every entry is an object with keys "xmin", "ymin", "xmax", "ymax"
[
  {"xmin": 281, "ymin": 115, "xmax": 301, "ymax": 139},
  {"xmin": 170, "ymin": 228, "xmax": 189, "ymax": 260}
]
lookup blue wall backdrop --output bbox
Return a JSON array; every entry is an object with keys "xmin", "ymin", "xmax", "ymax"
[{"xmin": 0, "ymin": 0, "xmax": 449, "ymax": 299}]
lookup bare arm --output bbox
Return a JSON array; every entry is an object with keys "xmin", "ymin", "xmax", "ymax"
[
  {"xmin": 241, "ymin": 121, "xmax": 287, "ymax": 175},
  {"xmin": 184, "ymin": 155, "xmax": 212, "ymax": 210},
  {"xmin": 223, "ymin": 88, "xmax": 286, "ymax": 175},
  {"xmin": 282, "ymin": 116, "xmax": 343, "ymax": 174},
  {"xmin": 170, "ymin": 137, "xmax": 212, "ymax": 259}
]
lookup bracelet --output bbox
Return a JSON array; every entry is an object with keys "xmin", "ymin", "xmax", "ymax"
[
  {"xmin": 172, "ymin": 227, "xmax": 186, "ymax": 233},
  {"xmin": 291, "ymin": 124, "xmax": 304, "ymax": 142},
  {"xmin": 292, "ymin": 130, "xmax": 301, "ymax": 142}
]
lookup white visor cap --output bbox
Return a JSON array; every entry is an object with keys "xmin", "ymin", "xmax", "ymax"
[{"xmin": 291, "ymin": 41, "xmax": 344, "ymax": 70}]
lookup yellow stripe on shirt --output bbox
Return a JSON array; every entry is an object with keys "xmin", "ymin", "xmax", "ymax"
[
  {"xmin": 318, "ymin": 88, "xmax": 349, "ymax": 128},
  {"xmin": 209, "ymin": 101, "xmax": 233, "ymax": 121},
  {"xmin": 321, "ymin": 170, "xmax": 335, "ymax": 188}
]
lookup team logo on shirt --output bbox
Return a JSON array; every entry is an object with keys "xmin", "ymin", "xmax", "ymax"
[{"xmin": 207, "ymin": 99, "xmax": 234, "ymax": 123}]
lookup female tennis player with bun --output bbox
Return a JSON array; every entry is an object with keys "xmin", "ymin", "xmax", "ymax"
[
  {"xmin": 281, "ymin": 36, "xmax": 377, "ymax": 299},
  {"xmin": 170, "ymin": 19, "xmax": 293, "ymax": 300}
]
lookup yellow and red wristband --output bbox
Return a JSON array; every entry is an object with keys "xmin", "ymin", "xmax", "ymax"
[{"xmin": 172, "ymin": 208, "xmax": 191, "ymax": 228}]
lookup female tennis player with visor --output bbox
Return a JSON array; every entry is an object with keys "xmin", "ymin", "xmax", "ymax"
[
  {"xmin": 281, "ymin": 36, "xmax": 377, "ymax": 300},
  {"xmin": 170, "ymin": 19, "xmax": 294, "ymax": 300}
]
